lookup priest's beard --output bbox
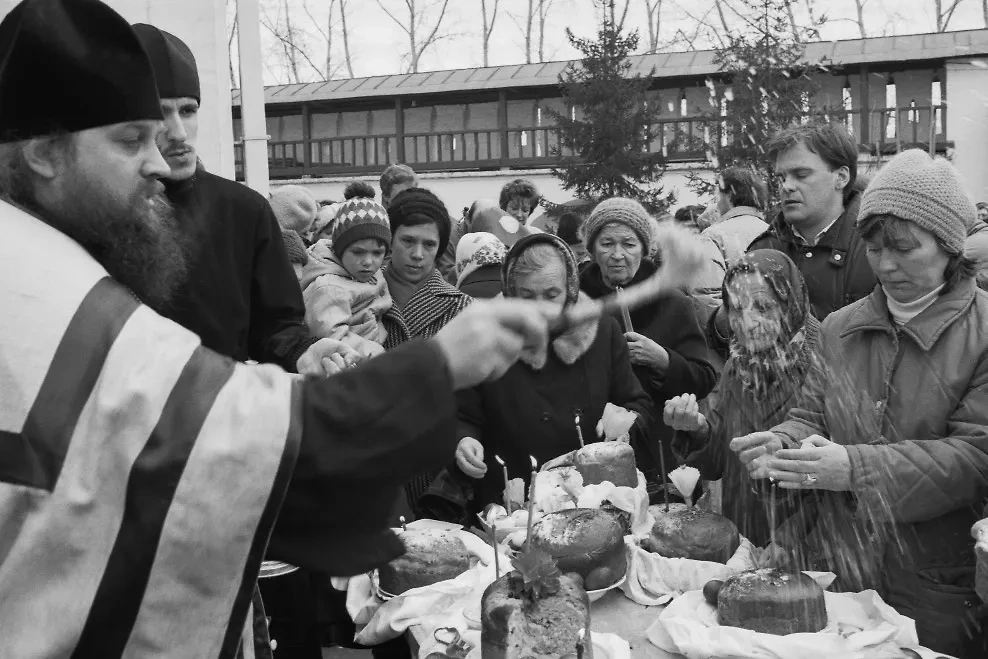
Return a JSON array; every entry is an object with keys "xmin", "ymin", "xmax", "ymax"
[{"xmin": 1, "ymin": 150, "xmax": 191, "ymax": 313}]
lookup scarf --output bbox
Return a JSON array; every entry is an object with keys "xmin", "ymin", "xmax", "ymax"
[
  {"xmin": 723, "ymin": 249, "xmax": 814, "ymax": 399},
  {"xmin": 455, "ymin": 232, "xmax": 507, "ymax": 287}
]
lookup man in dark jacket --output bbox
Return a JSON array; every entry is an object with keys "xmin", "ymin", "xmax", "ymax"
[
  {"xmin": 710, "ymin": 122, "xmax": 876, "ymax": 353},
  {"xmin": 133, "ymin": 24, "xmax": 327, "ymax": 376}
]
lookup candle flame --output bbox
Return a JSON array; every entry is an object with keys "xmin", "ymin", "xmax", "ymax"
[
  {"xmin": 495, "ymin": 454, "xmax": 506, "ymax": 467},
  {"xmin": 530, "ymin": 455, "xmax": 537, "ymax": 469}
]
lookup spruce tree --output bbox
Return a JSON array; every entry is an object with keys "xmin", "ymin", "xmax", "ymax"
[{"xmin": 547, "ymin": 7, "xmax": 672, "ymax": 212}]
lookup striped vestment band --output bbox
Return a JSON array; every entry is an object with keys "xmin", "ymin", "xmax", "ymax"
[{"xmin": 0, "ymin": 200, "xmax": 301, "ymax": 658}]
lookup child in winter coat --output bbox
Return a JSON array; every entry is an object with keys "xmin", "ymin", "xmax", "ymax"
[{"xmin": 300, "ymin": 197, "xmax": 393, "ymax": 358}]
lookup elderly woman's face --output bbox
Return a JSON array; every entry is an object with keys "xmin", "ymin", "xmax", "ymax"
[
  {"xmin": 726, "ymin": 273, "xmax": 785, "ymax": 353},
  {"xmin": 514, "ymin": 252, "xmax": 568, "ymax": 313},
  {"xmin": 864, "ymin": 219, "xmax": 949, "ymax": 303},
  {"xmin": 593, "ymin": 223, "xmax": 643, "ymax": 288}
]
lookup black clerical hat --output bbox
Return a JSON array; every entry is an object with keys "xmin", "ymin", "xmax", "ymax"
[
  {"xmin": 0, "ymin": 0, "xmax": 163, "ymax": 143},
  {"xmin": 132, "ymin": 24, "xmax": 200, "ymax": 104}
]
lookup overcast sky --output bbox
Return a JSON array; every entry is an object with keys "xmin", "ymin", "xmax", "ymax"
[{"xmin": 234, "ymin": 0, "xmax": 988, "ymax": 86}]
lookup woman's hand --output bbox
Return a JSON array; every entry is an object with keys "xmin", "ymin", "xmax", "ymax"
[
  {"xmin": 455, "ymin": 437, "xmax": 488, "ymax": 479},
  {"xmin": 596, "ymin": 403, "xmax": 638, "ymax": 442},
  {"xmin": 663, "ymin": 394, "xmax": 708, "ymax": 434},
  {"xmin": 766, "ymin": 435, "xmax": 851, "ymax": 492},
  {"xmin": 729, "ymin": 431, "xmax": 786, "ymax": 480},
  {"xmin": 625, "ymin": 331, "xmax": 670, "ymax": 373}
]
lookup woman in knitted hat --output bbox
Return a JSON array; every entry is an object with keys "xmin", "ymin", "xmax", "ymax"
[
  {"xmin": 300, "ymin": 197, "xmax": 393, "ymax": 358},
  {"xmin": 579, "ymin": 197, "xmax": 717, "ymax": 500},
  {"xmin": 454, "ymin": 232, "xmax": 507, "ymax": 299},
  {"xmin": 732, "ymin": 149, "xmax": 988, "ymax": 657},
  {"xmin": 452, "ymin": 233, "xmax": 653, "ymax": 513}
]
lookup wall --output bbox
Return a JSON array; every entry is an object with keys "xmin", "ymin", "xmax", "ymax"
[
  {"xmin": 272, "ymin": 167, "xmax": 717, "ymax": 222},
  {"xmin": 946, "ymin": 57, "xmax": 988, "ymax": 203},
  {"xmin": 0, "ymin": 0, "xmax": 235, "ymax": 181}
]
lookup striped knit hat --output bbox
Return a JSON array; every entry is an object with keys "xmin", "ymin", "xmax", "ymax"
[
  {"xmin": 858, "ymin": 149, "xmax": 974, "ymax": 254},
  {"xmin": 583, "ymin": 197, "xmax": 655, "ymax": 256},
  {"xmin": 331, "ymin": 197, "xmax": 392, "ymax": 257}
]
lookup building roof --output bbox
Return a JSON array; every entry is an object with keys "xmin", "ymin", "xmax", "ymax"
[{"xmin": 232, "ymin": 28, "xmax": 988, "ymax": 108}]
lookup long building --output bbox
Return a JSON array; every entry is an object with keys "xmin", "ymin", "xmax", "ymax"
[{"xmin": 232, "ymin": 29, "xmax": 988, "ymax": 210}]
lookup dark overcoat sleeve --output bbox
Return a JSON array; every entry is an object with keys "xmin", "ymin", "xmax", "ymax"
[
  {"xmin": 249, "ymin": 204, "xmax": 318, "ymax": 372},
  {"xmin": 638, "ymin": 293, "xmax": 717, "ymax": 404},
  {"xmin": 266, "ymin": 340, "xmax": 458, "ymax": 576}
]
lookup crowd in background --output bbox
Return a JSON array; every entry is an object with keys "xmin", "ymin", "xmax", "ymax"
[{"xmin": 260, "ymin": 121, "xmax": 988, "ymax": 658}]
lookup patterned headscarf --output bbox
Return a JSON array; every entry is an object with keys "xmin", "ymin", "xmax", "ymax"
[
  {"xmin": 722, "ymin": 249, "xmax": 812, "ymax": 398},
  {"xmin": 502, "ymin": 233, "xmax": 581, "ymax": 307},
  {"xmin": 455, "ymin": 232, "xmax": 507, "ymax": 287}
]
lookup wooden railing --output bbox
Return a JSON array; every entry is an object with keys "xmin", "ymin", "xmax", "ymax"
[{"xmin": 234, "ymin": 105, "xmax": 949, "ymax": 180}]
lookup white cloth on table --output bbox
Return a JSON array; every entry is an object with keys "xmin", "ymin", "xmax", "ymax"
[
  {"xmin": 620, "ymin": 535, "xmax": 761, "ymax": 606},
  {"xmin": 646, "ymin": 580, "xmax": 928, "ymax": 659}
]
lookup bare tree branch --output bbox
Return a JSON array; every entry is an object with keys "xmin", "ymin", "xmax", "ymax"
[
  {"xmin": 538, "ymin": 0, "xmax": 555, "ymax": 62},
  {"xmin": 644, "ymin": 0, "xmax": 664, "ymax": 53},
  {"xmin": 259, "ymin": 1, "xmax": 326, "ymax": 83},
  {"xmin": 375, "ymin": 0, "xmax": 452, "ymax": 73},
  {"xmin": 934, "ymin": 0, "xmax": 967, "ymax": 31},
  {"xmin": 340, "ymin": 0, "xmax": 355, "ymax": 77},
  {"xmin": 227, "ymin": 0, "xmax": 239, "ymax": 88},
  {"xmin": 854, "ymin": 0, "xmax": 868, "ymax": 37},
  {"xmin": 480, "ymin": 0, "xmax": 502, "ymax": 67}
]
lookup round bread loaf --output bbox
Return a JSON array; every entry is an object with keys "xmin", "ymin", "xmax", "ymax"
[
  {"xmin": 645, "ymin": 506, "xmax": 740, "ymax": 563},
  {"xmin": 572, "ymin": 442, "xmax": 637, "ymax": 487},
  {"xmin": 481, "ymin": 573, "xmax": 592, "ymax": 659},
  {"xmin": 530, "ymin": 508, "xmax": 626, "ymax": 585},
  {"xmin": 377, "ymin": 529, "xmax": 472, "ymax": 595},
  {"xmin": 717, "ymin": 568, "xmax": 827, "ymax": 635}
]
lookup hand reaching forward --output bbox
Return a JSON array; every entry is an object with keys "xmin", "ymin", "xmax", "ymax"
[
  {"xmin": 663, "ymin": 394, "xmax": 708, "ymax": 434},
  {"xmin": 456, "ymin": 437, "xmax": 487, "ymax": 479}
]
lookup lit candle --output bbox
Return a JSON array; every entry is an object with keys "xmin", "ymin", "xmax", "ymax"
[
  {"xmin": 495, "ymin": 454, "xmax": 509, "ymax": 511},
  {"xmin": 524, "ymin": 455, "xmax": 538, "ymax": 552},
  {"xmin": 399, "ymin": 515, "xmax": 406, "ymax": 532},
  {"xmin": 577, "ymin": 628, "xmax": 586, "ymax": 659},
  {"xmin": 575, "ymin": 414, "xmax": 585, "ymax": 448},
  {"xmin": 491, "ymin": 522, "xmax": 501, "ymax": 579}
]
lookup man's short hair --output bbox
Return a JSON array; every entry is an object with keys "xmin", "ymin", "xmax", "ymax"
[
  {"xmin": 718, "ymin": 167, "xmax": 768, "ymax": 211},
  {"xmin": 380, "ymin": 164, "xmax": 417, "ymax": 198},
  {"xmin": 767, "ymin": 122, "xmax": 859, "ymax": 200},
  {"xmin": 499, "ymin": 178, "xmax": 541, "ymax": 211}
]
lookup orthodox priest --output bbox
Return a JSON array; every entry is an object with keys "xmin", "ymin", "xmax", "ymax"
[{"xmin": 0, "ymin": 1, "xmax": 552, "ymax": 657}]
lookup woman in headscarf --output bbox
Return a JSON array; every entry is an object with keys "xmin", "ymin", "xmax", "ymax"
[
  {"xmin": 452, "ymin": 233, "xmax": 654, "ymax": 513},
  {"xmin": 579, "ymin": 198, "xmax": 717, "ymax": 496},
  {"xmin": 454, "ymin": 231, "xmax": 507, "ymax": 299},
  {"xmin": 664, "ymin": 249, "xmax": 821, "ymax": 547}
]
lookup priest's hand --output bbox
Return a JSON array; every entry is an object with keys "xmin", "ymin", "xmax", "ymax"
[
  {"xmin": 729, "ymin": 431, "xmax": 786, "ymax": 480},
  {"xmin": 434, "ymin": 299, "xmax": 551, "ymax": 390},
  {"xmin": 296, "ymin": 338, "xmax": 362, "ymax": 377}
]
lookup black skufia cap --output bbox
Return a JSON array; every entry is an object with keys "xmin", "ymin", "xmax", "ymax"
[
  {"xmin": 0, "ymin": 0, "xmax": 163, "ymax": 143},
  {"xmin": 132, "ymin": 23, "xmax": 200, "ymax": 104}
]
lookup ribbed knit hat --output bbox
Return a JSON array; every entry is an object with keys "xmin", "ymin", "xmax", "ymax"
[
  {"xmin": 331, "ymin": 197, "xmax": 392, "ymax": 257},
  {"xmin": 269, "ymin": 185, "xmax": 318, "ymax": 233},
  {"xmin": 584, "ymin": 198, "xmax": 654, "ymax": 255},
  {"xmin": 387, "ymin": 187, "xmax": 452, "ymax": 260},
  {"xmin": 858, "ymin": 149, "xmax": 974, "ymax": 254}
]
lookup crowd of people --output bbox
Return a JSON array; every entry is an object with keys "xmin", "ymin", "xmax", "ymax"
[{"xmin": 2, "ymin": 1, "xmax": 988, "ymax": 658}]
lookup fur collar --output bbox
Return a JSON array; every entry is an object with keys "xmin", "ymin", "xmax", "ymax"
[{"xmin": 517, "ymin": 292, "xmax": 600, "ymax": 369}]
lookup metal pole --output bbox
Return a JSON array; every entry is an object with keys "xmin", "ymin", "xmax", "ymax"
[{"xmin": 236, "ymin": 0, "xmax": 271, "ymax": 197}]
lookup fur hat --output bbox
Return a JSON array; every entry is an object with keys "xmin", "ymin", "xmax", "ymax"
[
  {"xmin": 584, "ymin": 198, "xmax": 655, "ymax": 255},
  {"xmin": 858, "ymin": 149, "xmax": 975, "ymax": 253},
  {"xmin": 270, "ymin": 186, "xmax": 318, "ymax": 234},
  {"xmin": 0, "ymin": 0, "xmax": 163, "ymax": 142},
  {"xmin": 503, "ymin": 233, "xmax": 580, "ymax": 306},
  {"xmin": 132, "ymin": 23, "xmax": 200, "ymax": 103},
  {"xmin": 387, "ymin": 187, "xmax": 452, "ymax": 259},
  {"xmin": 330, "ymin": 197, "xmax": 392, "ymax": 258}
]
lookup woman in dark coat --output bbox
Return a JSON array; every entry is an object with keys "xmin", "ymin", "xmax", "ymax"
[
  {"xmin": 664, "ymin": 249, "xmax": 821, "ymax": 547},
  {"xmin": 453, "ymin": 233, "xmax": 654, "ymax": 513},
  {"xmin": 579, "ymin": 198, "xmax": 717, "ymax": 492}
]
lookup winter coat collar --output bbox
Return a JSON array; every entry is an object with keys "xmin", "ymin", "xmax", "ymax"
[
  {"xmin": 838, "ymin": 277, "xmax": 978, "ymax": 352},
  {"xmin": 759, "ymin": 189, "xmax": 863, "ymax": 253},
  {"xmin": 716, "ymin": 206, "xmax": 764, "ymax": 224},
  {"xmin": 517, "ymin": 291, "xmax": 599, "ymax": 370}
]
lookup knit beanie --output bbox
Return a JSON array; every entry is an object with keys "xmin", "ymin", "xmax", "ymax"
[
  {"xmin": 269, "ymin": 185, "xmax": 318, "ymax": 234},
  {"xmin": 858, "ymin": 149, "xmax": 974, "ymax": 254},
  {"xmin": 583, "ymin": 198, "xmax": 655, "ymax": 255},
  {"xmin": 387, "ymin": 187, "xmax": 452, "ymax": 260},
  {"xmin": 503, "ymin": 233, "xmax": 580, "ymax": 306},
  {"xmin": 330, "ymin": 197, "xmax": 392, "ymax": 258}
]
